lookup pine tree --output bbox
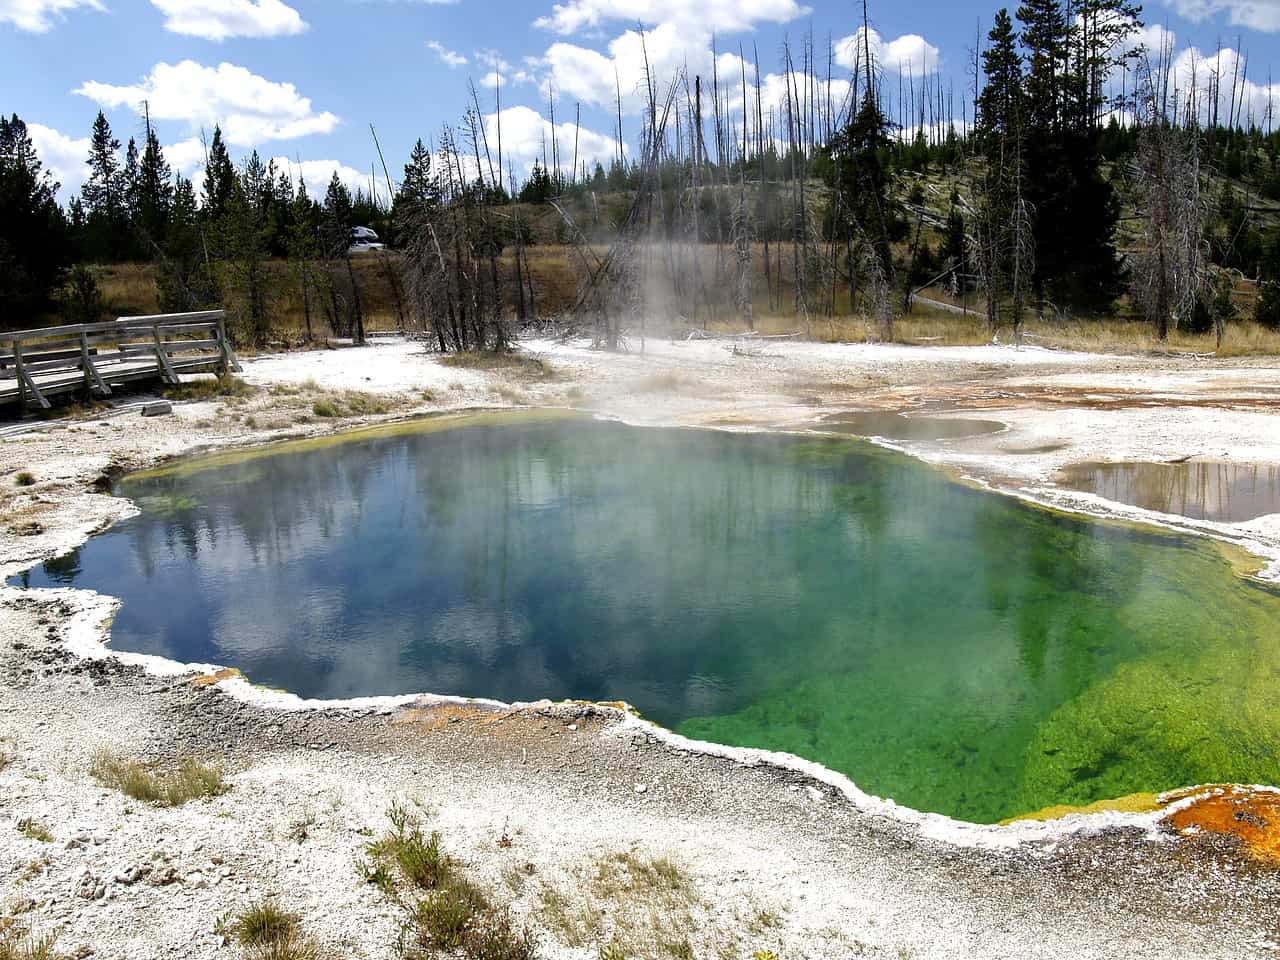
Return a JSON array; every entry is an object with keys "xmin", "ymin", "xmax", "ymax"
[
  {"xmin": 400, "ymin": 139, "xmax": 437, "ymax": 207},
  {"xmin": 975, "ymin": 8, "xmax": 1031, "ymax": 332},
  {"xmin": 321, "ymin": 172, "xmax": 365, "ymax": 343},
  {"xmin": 157, "ymin": 176, "xmax": 217, "ymax": 312},
  {"xmin": 121, "ymin": 137, "xmax": 140, "ymax": 231},
  {"xmin": 1017, "ymin": 0, "xmax": 1125, "ymax": 313},
  {"xmin": 137, "ymin": 125, "xmax": 173, "ymax": 250},
  {"xmin": 0, "ymin": 113, "xmax": 72, "ymax": 323},
  {"xmin": 287, "ymin": 177, "xmax": 321, "ymax": 342},
  {"xmin": 81, "ymin": 111, "xmax": 127, "ymax": 261},
  {"xmin": 215, "ymin": 163, "xmax": 273, "ymax": 346},
  {"xmin": 202, "ymin": 126, "xmax": 236, "ymax": 222}
]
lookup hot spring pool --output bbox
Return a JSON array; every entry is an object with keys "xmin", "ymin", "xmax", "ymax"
[{"xmin": 12, "ymin": 412, "xmax": 1280, "ymax": 823}]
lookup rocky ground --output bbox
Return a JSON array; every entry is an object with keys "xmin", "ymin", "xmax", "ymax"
[{"xmin": 2, "ymin": 334, "xmax": 1279, "ymax": 960}]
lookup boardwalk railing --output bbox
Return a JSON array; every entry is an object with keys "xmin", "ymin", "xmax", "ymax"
[{"xmin": 0, "ymin": 311, "xmax": 240, "ymax": 412}]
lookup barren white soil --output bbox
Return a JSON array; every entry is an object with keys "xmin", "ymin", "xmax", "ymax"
[{"xmin": 2, "ymin": 333, "xmax": 1279, "ymax": 960}]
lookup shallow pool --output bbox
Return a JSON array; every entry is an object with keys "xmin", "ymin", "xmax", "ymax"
[{"xmin": 13, "ymin": 413, "xmax": 1280, "ymax": 823}]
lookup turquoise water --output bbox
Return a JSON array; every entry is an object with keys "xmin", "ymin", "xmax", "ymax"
[{"xmin": 12, "ymin": 414, "xmax": 1280, "ymax": 823}]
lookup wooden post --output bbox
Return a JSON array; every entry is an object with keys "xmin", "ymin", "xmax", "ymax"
[
  {"xmin": 80, "ymin": 330, "xmax": 110, "ymax": 397},
  {"xmin": 215, "ymin": 314, "xmax": 241, "ymax": 374},
  {"xmin": 12, "ymin": 341, "xmax": 49, "ymax": 411},
  {"xmin": 152, "ymin": 323, "xmax": 179, "ymax": 384}
]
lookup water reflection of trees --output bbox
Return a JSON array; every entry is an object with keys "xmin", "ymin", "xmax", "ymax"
[{"xmin": 1060, "ymin": 461, "xmax": 1280, "ymax": 523}]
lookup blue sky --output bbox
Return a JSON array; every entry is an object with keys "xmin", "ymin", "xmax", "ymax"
[{"xmin": 4, "ymin": 0, "xmax": 1280, "ymax": 203}]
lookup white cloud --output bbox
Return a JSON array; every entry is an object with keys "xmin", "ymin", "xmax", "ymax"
[
  {"xmin": 534, "ymin": 0, "xmax": 808, "ymax": 36},
  {"xmin": 150, "ymin": 0, "xmax": 306, "ymax": 40},
  {"xmin": 27, "ymin": 123, "xmax": 90, "ymax": 197},
  {"xmin": 75, "ymin": 60, "xmax": 340, "ymax": 147},
  {"xmin": 274, "ymin": 157, "xmax": 390, "ymax": 205},
  {"xmin": 1164, "ymin": 0, "xmax": 1280, "ymax": 32},
  {"xmin": 543, "ymin": 21, "xmax": 716, "ymax": 112},
  {"xmin": 1166, "ymin": 44, "xmax": 1280, "ymax": 125},
  {"xmin": 0, "ymin": 0, "xmax": 101, "ymax": 32},
  {"xmin": 427, "ymin": 39, "xmax": 468, "ymax": 68},
  {"xmin": 835, "ymin": 28, "xmax": 941, "ymax": 75},
  {"xmin": 481, "ymin": 105, "xmax": 621, "ymax": 182},
  {"xmin": 165, "ymin": 136, "xmax": 208, "ymax": 176}
]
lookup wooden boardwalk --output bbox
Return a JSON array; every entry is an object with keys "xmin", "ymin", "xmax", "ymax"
[{"xmin": 0, "ymin": 311, "xmax": 240, "ymax": 412}]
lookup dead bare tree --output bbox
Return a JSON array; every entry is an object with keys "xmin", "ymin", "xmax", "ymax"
[{"xmin": 1130, "ymin": 48, "xmax": 1209, "ymax": 342}]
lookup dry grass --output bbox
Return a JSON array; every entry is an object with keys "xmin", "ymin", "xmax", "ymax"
[
  {"xmin": 0, "ymin": 920, "xmax": 62, "ymax": 960},
  {"xmin": 89, "ymin": 750, "xmax": 228, "ymax": 806},
  {"xmin": 85, "ymin": 251, "xmax": 1280, "ymax": 357},
  {"xmin": 16, "ymin": 820, "xmax": 51, "ymax": 843},
  {"xmin": 311, "ymin": 391, "xmax": 390, "ymax": 419},
  {"xmin": 438, "ymin": 351, "xmax": 558, "ymax": 381},
  {"xmin": 538, "ymin": 851, "xmax": 702, "ymax": 960},
  {"xmin": 164, "ymin": 374, "xmax": 257, "ymax": 402}
]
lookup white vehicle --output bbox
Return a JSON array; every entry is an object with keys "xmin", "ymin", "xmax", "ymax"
[{"xmin": 348, "ymin": 226, "xmax": 386, "ymax": 255}]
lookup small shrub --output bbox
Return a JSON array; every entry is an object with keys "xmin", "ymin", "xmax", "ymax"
[
  {"xmin": 16, "ymin": 819, "xmax": 51, "ymax": 843},
  {"xmin": 311, "ymin": 399, "xmax": 340, "ymax": 418},
  {"xmin": 461, "ymin": 907, "xmax": 538, "ymax": 960},
  {"xmin": 14, "ymin": 472, "xmax": 35, "ymax": 488},
  {"xmin": 230, "ymin": 901, "xmax": 298, "ymax": 947},
  {"xmin": 58, "ymin": 265, "xmax": 106, "ymax": 327},
  {"xmin": 414, "ymin": 879, "xmax": 490, "ymax": 950},
  {"xmin": 358, "ymin": 857, "xmax": 396, "ymax": 896},
  {"xmin": 89, "ymin": 750, "xmax": 228, "ymax": 806},
  {"xmin": 366, "ymin": 803, "xmax": 450, "ymax": 890}
]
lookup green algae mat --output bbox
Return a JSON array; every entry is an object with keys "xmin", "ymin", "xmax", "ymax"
[{"xmin": 13, "ymin": 414, "xmax": 1280, "ymax": 823}]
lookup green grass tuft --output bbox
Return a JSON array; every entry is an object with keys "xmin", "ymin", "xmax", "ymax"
[
  {"xmin": 14, "ymin": 472, "xmax": 35, "ymax": 488},
  {"xmin": 230, "ymin": 901, "xmax": 299, "ymax": 948},
  {"xmin": 89, "ymin": 750, "xmax": 228, "ymax": 806}
]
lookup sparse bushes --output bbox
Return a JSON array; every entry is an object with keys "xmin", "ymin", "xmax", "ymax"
[
  {"xmin": 414, "ymin": 879, "xmax": 490, "ymax": 949},
  {"xmin": 460, "ymin": 907, "xmax": 538, "ymax": 960},
  {"xmin": 14, "ymin": 472, "xmax": 35, "ymax": 488},
  {"xmin": 363, "ymin": 804, "xmax": 539, "ymax": 960},
  {"xmin": 89, "ymin": 750, "xmax": 227, "ymax": 806}
]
